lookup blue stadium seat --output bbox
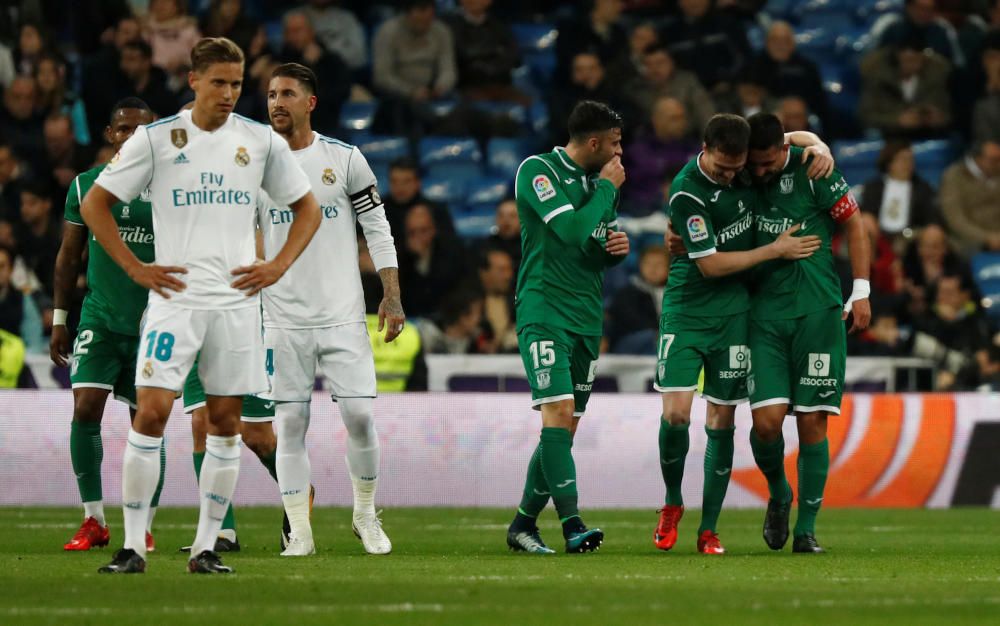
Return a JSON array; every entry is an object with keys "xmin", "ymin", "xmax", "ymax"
[
  {"xmin": 421, "ymin": 176, "xmax": 465, "ymax": 206},
  {"xmin": 856, "ymin": 0, "xmax": 904, "ymax": 26},
  {"xmin": 529, "ymin": 100, "xmax": 550, "ymax": 138},
  {"xmin": 795, "ymin": 27, "xmax": 838, "ymax": 63},
  {"xmin": 834, "ymin": 139, "xmax": 884, "ymax": 185},
  {"xmin": 354, "ymin": 135, "xmax": 409, "ymax": 164},
  {"xmin": 453, "ymin": 206, "xmax": 497, "ymax": 239},
  {"xmin": 511, "ymin": 23, "xmax": 558, "ymax": 52},
  {"xmin": 487, "ymin": 138, "xmax": 530, "ymax": 179},
  {"xmin": 971, "ymin": 253, "xmax": 1000, "ymax": 320},
  {"xmin": 339, "ymin": 101, "xmax": 377, "ymax": 132},
  {"xmin": 469, "ymin": 101, "xmax": 527, "ymax": 126},
  {"xmin": 463, "ymin": 176, "xmax": 509, "ymax": 214},
  {"xmin": 912, "ymin": 139, "xmax": 957, "ymax": 188},
  {"xmin": 419, "ymin": 137, "xmax": 483, "ymax": 181},
  {"xmin": 763, "ymin": 0, "xmax": 794, "ymax": 18}
]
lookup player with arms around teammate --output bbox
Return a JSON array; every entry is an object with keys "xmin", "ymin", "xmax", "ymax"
[
  {"xmin": 506, "ymin": 101, "xmax": 629, "ymax": 555},
  {"xmin": 82, "ymin": 37, "xmax": 321, "ymax": 574},
  {"xmin": 744, "ymin": 113, "xmax": 871, "ymax": 554},
  {"xmin": 52, "ymin": 98, "xmax": 161, "ymax": 553},
  {"xmin": 654, "ymin": 114, "xmax": 823, "ymax": 555},
  {"xmin": 259, "ymin": 63, "xmax": 401, "ymax": 556}
]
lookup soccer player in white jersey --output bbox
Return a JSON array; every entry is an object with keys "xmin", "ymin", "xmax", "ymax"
[
  {"xmin": 259, "ymin": 63, "xmax": 402, "ymax": 556},
  {"xmin": 81, "ymin": 38, "xmax": 322, "ymax": 574}
]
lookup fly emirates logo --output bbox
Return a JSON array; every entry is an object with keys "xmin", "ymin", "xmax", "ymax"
[{"xmin": 171, "ymin": 172, "xmax": 252, "ymax": 207}]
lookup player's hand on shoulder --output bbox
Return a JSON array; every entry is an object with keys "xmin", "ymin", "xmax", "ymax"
[
  {"xmin": 49, "ymin": 325, "xmax": 71, "ymax": 367},
  {"xmin": 128, "ymin": 262, "xmax": 187, "ymax": 298},
  {"xmin": 600, "ymin": 156, "xmax": 626, "ymax": 189},
  {"xmin": 773, "ymin": 224, "xmax": 821, "ymax": 260},
  {"xmin": 802, "ymin": 145, "xmax": 835, "ymax": 180},
  {"xmin": 606, "ymin": 230, "xmax": 630, "ymax": 256},
  {"xmin": 378, "ymin": 294, "xmax": 406, "ymax": 343},
  {"xmin": 231, "ymin": 259, "xmax": 285, "ymax": 296}
]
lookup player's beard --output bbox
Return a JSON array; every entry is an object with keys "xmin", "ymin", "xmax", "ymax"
[{"xmin": 753, "ymin": 169, "xmax": 782, "ymax": 185}]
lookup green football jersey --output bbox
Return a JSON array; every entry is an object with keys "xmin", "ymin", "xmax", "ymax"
[
  {"xmin": 751, "ymin": 146, "xmax": 856, "ymax": 320},
  {"xmin": 514, "ymin": 147, "xmax": 619, "ymax": 335},
  {"xmin": 64, "ymin": 164, "xmax": 154, "ymax": 336},
  {"xmin": 662, "ymin": 153, "xmax": 757, "ymax": 318}
]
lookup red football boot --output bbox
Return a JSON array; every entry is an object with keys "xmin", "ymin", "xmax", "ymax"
[
  {"xmin": 146, "ymin": 531, "xmax": 156, "ymax": 553},
  {"xmin": 654, "ymin": 505, "xmax": 684, "ymax": 551},
  {"xmin": 697, "ymin": 530, "xmax": 726, "ymax": 555},
  {"xmin": 64, "ymin": 517, "xmax": 110, "ymax": 551}
]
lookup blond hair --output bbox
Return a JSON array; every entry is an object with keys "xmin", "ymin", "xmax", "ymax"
[{"xmin": 190, "ymin": 37, "xmax": 244, "ymax": 72}]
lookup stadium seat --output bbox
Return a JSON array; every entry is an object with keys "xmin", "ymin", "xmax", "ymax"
[
  {"xmin": 339, "ymin": 101, "xmax": 377, "ymax": 132},
  {"xmin": 912, "ymin": 139, "xmax": 957, "ymax": 188},
  {"xmin": 511, "ymin": 23, "xmax": 558, "ymax": 52},
  {"xmin": 419, "ymin": 137, "xmax": 483, "ymax": 181},
  {"xmin": 529, "ymin": 100, "xmax": 550, "ymax": 138},
  {"xmin": 795, "ymin": 3, "xmax": 859, "ymax": 33},
  {"xmin": 453, "ymin": 207, "xmax": 497, "ymax": 239},
  {"xmin": 469, "ymin": 101, "xmax": 527, "ymax": 126},
  {"xmin": 833, "ymin": 139, "xmax": 884, "ymax": 183},
  {"xmin": 487, "ymin": 138, "xmax": 530, "ymax": 179},
  {"xmin": 794, "ymin": 27, "xmax": 838, "ymax": 63},
  {"xmin": 354, "ymin": 135, "xmax": 409, "ymax": 164},
  {"xmin": 971, "ymin": 253, "xmax": 1000, "ymax": 320},
  {"xmin": 421, "ymin": 176, "xmax": 465, "ymax": 206},
  {"xmin": 464, "ymin": 176, "xmax": 510, "ymax": 213}
]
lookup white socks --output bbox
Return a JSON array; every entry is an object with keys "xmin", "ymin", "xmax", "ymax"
[
  {"xmin": 84, "ymin": 501, "xmax": 106, "ymax": 526},
  {"xmin": 339, "ymin": 398, "xmax": 380, "ymax": 517},
  {"xmin": 190, "ymin": 434, "xmax": 242, "ymax": 556},
  {"xmin": 276, "ymin": 402, "xmax": 312, "ymax": 539},
  {"xmin": 146, "ymin": 507, "xmax": 157, "ymax": 533},
  {"xmin": 122, "ymin": 429, "xmax": 162, "ymax": 556}
]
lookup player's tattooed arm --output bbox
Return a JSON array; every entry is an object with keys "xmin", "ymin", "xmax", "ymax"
[
  {"xmin": 378, "ymin": 267, "xmax": 406, "ymax": 343},
  {"xmin": 50, "ymin": 222, "xmax": 87, "ymax": 366},
  {"xmin": 784, "ymin": 131, "xmax": 835, "ymax": 179}
]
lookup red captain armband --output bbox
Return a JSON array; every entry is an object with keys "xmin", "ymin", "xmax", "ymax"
[{"xmin": 830, "ymin": 192, "xmax": 859, "ymax": 224}]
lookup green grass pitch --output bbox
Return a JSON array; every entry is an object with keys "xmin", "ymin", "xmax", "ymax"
[{"xmin": 1, "ymin": 507, "xmax": 998, "ymax": 625}]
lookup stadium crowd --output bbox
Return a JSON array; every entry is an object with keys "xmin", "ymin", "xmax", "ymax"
[{"xmin": 0, "ymin": 0, "xmax": 996, "ymax": 392}]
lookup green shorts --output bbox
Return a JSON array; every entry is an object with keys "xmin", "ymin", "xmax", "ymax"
[
  {"xmin": 69, "ymin": 322, "xmax": 139, "ymax": 408},
  {"xmin": 747, "ymin": 306, "xmax": 846, "ymax": 415},
  {"xmin": 182, "ymin": 356, "xmax": 275, "ymax": 421},
  {"xmin": 653, "ymin": 312, "xmax": 749, "ymax": 405},
  {"xmin": 517, "ymin": 324, "xmax": 601, "ymax": 417}
]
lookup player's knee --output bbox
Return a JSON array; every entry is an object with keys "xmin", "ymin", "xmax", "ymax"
[
  {"xmin": 541, "ymin": 400, "xmax": 574, "ymax": 429},
  {"xmin": 133, "ymin": 407, "xmax": 169, "ymax": 436},
  {"xmin": 242, "ymin": 424, "xmax": 276, "ymax": 457},
  {"xmin": 338, "ymin": 397, "xmax": 376, "ymax": 446},
  {"xmin": 663, "ymin": 410, "xmax": 691, "ymax": 427},
  {"xmin": 752, "ymin": 420, "xmax": 783, "ymax": 442},
  {"xmin": 797, "ymin": 412, "xmax": 828, "ymax": 444},
  {"xmin": 72, "ymin": 394, "xmax": 106, "ymax": 423}
]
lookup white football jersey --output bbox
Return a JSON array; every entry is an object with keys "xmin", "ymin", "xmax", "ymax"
[
  {"xmin": 258, "ymin": 132, "xmax": 395, "ymax": 328},
  {"xmin": 96, "ymin": 109, "xmax": 312, "ymax": 310}
]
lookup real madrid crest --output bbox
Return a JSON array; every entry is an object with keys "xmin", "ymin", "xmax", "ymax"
[
  {"xmin": 235, "ymin": 146, "xmax": 250, "ymax": 167},
  {"xmin": 171, "ymin": 129, "xmax": 187, "ymax": 149},
  {"xmin": 322, "ymin": 168, "xmax": 336, "ymax": 185},
  {"xmin": 142, "ymin": 361, "xmax": 154, "ymax": 379}
]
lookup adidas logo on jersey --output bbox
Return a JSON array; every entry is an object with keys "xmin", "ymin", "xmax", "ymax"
[{"xmin": 173, "ymin": 152, "xmax": 190, "ymax": 165}]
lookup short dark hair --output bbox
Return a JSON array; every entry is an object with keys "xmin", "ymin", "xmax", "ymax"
[
  {"xmin": 20, "ymin": 178, "xmax": 51, "ymax": 202},
  {"xmin": 389, "ymin": 156, "xmax": 420, "ymax": 174},
  {"xmin": 877, "ymin": 139, "xmax": 913, "ymax": 173},
  {"xmin": 478, "ymin": 246, "xmax": 512, "ymax": 271},
  {"xmin": 747, "ymin": 113, "xmax": 785, "ymax": 152},
  {"xmin": 271, "ymin": 62, "xmax": 318, "ymax": 96},
  {"xmin": 703, "ymin": 114, "xmax": 750, "ymax": 156},
  {"xmin": 642, "ymin": 42, "xmax": 671, "ymax": 58},
  {"xmin": 190, "ymin": 37, "xmax": 244, "ymax": 72},
  {"xmin": 567, "ymin": 100, "xmax": 623, "ymax": 141},
  {"xmin": 110, "ymin": 97, "xmax": 151, "ymax": 123},
  {"xmin": 439, "ymin": 289, "xmax": 482, "ymax": 328},
  {"xmin": 122, "ymin": 39, "xmax": 153, "ymax": 59}
]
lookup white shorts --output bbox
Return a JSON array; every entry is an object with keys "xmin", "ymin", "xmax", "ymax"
[
  {"xmin": 136, "ymin": 302, "xmax": 268, "ymax": 396},
  {"xmin": 262, "ymin": 323, "xmax": 377, "ymax": 402}
]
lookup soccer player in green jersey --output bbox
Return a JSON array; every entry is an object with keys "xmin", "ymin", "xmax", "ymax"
[
  {"xmin": 654, "ymin": 114, "xmax": 826, "ymax": 554},
  {"xmin": 50, "ymin": 98, "xmax": 160, "ymax": 552},
  {"xmin": 506, "ymin": 101, "xmax": 629, "ymax": 554},
  {"xmin": 744, "ymin": 113, "xmax": 871, "ymax": 554}
]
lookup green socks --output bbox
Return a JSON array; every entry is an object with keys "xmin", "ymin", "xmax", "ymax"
[
  {"xmin": 70, "ymin": 421, "xmax": 103, "ymax": 504},
  {"xmin": 750, "ymin": 429, "xmax": 792, "ymax": 503},
  {"xmin": 538, "ymin": 427, "xmax": 579, "ymax": 530},
  {"xmin": 258, "ymin": 448, "xmax": 278, "ymax": 482},
  {"xmin": 193, "ymin": 450, "xmax": 236, "ymax": 532},
  {"xmin": 699, "ymin": 426, "xmax": 735, "ymax": 534},
  {"xmin": 794, "ymin": 438, "xmax": 829, "ymax": 537},
  {"xmin": 658, "ymin": 420, "xmax": 690, "ymax": 506},
  {"xmin": 516, "ymin": 443, "xmax": 550, "ymax": 521},
  {"xmin": 150, "ymin": 438, "xmax": 166, "ymax": 508}
]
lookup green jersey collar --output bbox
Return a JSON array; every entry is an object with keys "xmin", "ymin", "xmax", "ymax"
[
  {"xmin": 553, "ymin": 147, "xmax": 581, "ymax": 172},
  {"xmin": 696, "ymin": 152, "xmax": 726, "ymax": 187}
]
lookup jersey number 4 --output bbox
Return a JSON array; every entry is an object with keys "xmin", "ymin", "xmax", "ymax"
[
  {"xmin": 529, "ymin": 340, "xmax": 556, "ymax": 369},
  {"xmin": 144, "ymin": 331, "xmax": 175, "ymax": 362}
]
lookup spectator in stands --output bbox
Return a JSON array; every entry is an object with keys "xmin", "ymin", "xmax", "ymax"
[
  {"xmin": 199, "ymin": 0, "xmax": 260, "ymax": 57},
  {"xmin": 555, "ymin": 0, "xmax": 630, "ymax": 86},
  {"xmin": 446, "ymin": 0, "xmax": 523, "ymax": 104},
  {"xmin": 848, "ymin": 294, "xmax": 909, "ymax": 357},
  {"xmin": 476, "ymin": 247, "xmax": 517, "ymax": 354},
  {"xmin": 659, "ymin": 0, "xmax": 751, "ymax": 91},
  {"xmin": 975, "ymin": 344, "xmax": 1000, "ymax": 392},
  {"xmin": 384, "ymin": 157, "xmax": 455, "ymax": 241},
  {"xmin": 144, "ymin": 0, "xmax": 201, "ymax": 89},
  {"xmin": 302, "ymin": 0, "xmax": 368, "ymax": 72},
  {"xmin": 627, "ymin": 22, "xmax": 658, "ymax": 78},
  {"xmin": 0, "ymin": 142, "xmax": 29, "ymax": 222},
  {"xmin": 606, "ymin": 244, "xmax": 668, "ymax": 354},
  {"xmin": 0, "ymin": 77, "xmax": 45, "ymax": 173},
  {"xmin": 627, "ymin": 44, "xmax": 715, "ymax": 136},
  {"xmin": 902, "ymin": 223, "xmax": 975, "ymax": 316},
  {"xmin": 43, "ymin": 114, "xmax": 94, "ymax": 195},
  {"xmin": 484, "ymin": 198, "xmax": 521, "ymax": 274},
  {"xmin": 749, "ymin": 21, "xmax": 829, "ymax": 130},
  {"xmin": 776, "ymin": 96, "xmax": 812, "ymax": 133},
  {"xmin": 860, "ymin": 140, "xmax": 940, "ymax": 238},
  {"xmin": 372, "ymin": 0, "xmax": 457, "ymax": 136},
  {"xmin": 913, "ymin": 273, "xmax": 992, "ymax": 389},
  {"xmin": 717, "ymin": 70, "xmax": 777, "ymax": 119},
  {"xmin": 118, "ymin": 39, "xmax": 178, "ymax": 119},
  {"xmin": 972, "ymin": 32, "xmax": 1000, "ymax": 143},
  {"xmin": 624, "ymin": 96, "xmax": 698, "ymax": 216},
  {"xmin": 835, "ymin": 212, "xmax": 903, "ymax": 297},
  {"xmin": 81, "ymin": 15, "xmax": 140, "ymax": 142},
  {"xmin": 874, "ymin": 0, "xmax": 961, "ymax": 66},
  {"xmin": 0, "ymin": 244, "xmax": 44, "ymax": 355},
  {"xmin": 13, "ymin": 180, "xmax": 59, "ymax": 299},
  {"xmin": 549, "ymin": 52, "xmax": 635, "ymax": 144},
  {"xmin": 398, "ymin": 203, "xmax": 467, "ymax": 317},
  {"xmin": 279, "ymin": 11, "xmax": 351, "ymax": 135},
  {"xmin": 34, "ymin": 53, "xmax": 90, "ymax": 146},
  {"xmin": 859, "ymin": 36, "xmax": 952, "ymax": 138},
  {"xmin": 14, "ymin": 22, "xmax": 49, "ymax": 77},
  {"xmin": 939, "ymin": 140, "xmax": 1000, "ymax": 253},
  {"xmin": 70, "ymin": 0, "xmax": 132, "ymax": 57},
  {"xmin": 415, "ymin": 288, "xmax": 484, "ymax": 354}
]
